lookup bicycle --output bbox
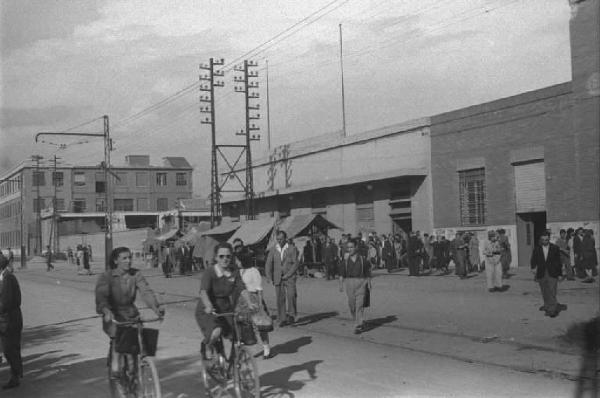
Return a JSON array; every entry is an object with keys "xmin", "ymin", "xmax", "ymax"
[
  {"xmin": 200, "ymin": 312, "xmax": 260, "ymax": 398},
  {"xmin": 108, "ymin": 317, "xmax": 162, "ymax": 398}
]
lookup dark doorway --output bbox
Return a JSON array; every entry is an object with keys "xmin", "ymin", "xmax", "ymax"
[
  {"xmin": 516, "ymin": 212, "xmax": 547, "ymax": 267},
  {"xmin": 392, "ymin": 217, "xmax": 412, "ymax": 237}
]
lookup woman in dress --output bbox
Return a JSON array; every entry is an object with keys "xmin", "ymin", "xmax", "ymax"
[
  {"xmin": 95, "ymin": 247, "xmax": 164, "ymax": 377},
  {"xmin": 468, "ymin": 233, "xmax": 481, "ymax": 273},
  {"xmin": 581, "ymin": 229, "xmax": 598, "ymax": 283},
  {"xmin": 195, "ymin": 242, "xmax": 253, "ymax": 359}
]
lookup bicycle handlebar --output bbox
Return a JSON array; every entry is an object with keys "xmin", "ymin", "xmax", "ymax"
[{"xmin": 112, "ymin": 317, "xmax": 163, "ymax": 326}]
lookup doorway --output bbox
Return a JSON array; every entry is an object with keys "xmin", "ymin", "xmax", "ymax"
[{"xmin": 516, "ymin": 212, "xmax": 547, "ymax": 267}]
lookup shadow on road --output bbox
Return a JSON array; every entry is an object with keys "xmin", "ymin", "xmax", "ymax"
[
  {"xmin": 560, "ymin": 316, "xmax": 600, "ymax": 398},
  {"xmin": 22, "ymin": 323, "xmax": 90, "ymax": 349},
  {"xmin": 293, "ymin": 311, "xmax": 338, "ymax": 326},
  {"xmin": 361, "ymin": 315, "xmax": 398, "ymax": 333},
  {"xmin": 260, "ymin": 360, "xmax": 323, "ymax": 398},
  {"xmin": 271, "ymin": 336, "xmax": 313, "ymax": 357}
]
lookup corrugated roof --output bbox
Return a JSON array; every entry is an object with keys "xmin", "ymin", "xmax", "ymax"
[{"xmin": 227, "ymin": 218, "xmax": 275, "ymax": 247}]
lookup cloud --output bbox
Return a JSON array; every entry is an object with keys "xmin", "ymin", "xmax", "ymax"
[{"xmin": 0, "ymin": 105, "xmax": 93, "ymax": 128}]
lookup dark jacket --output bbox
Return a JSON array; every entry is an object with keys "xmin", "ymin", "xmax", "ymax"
[
  {"xmin": 0, "ymin": 270, "xmax": 23, "ymax": 335},
  {"xmin": 530, "ymin": 243, "xmax": 562, "ymax": 279}
]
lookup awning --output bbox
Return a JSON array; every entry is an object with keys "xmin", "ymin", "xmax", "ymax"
[
  {"xmin": 201, "ymin": 222, "xmax": 241, "ymax": 236},
  {"xmin": 155, "ymin": 228, "xmax": 181, "ymax": 242},
  {"xmin": 227, "ymin": 218, "xmax": 275, "ymax": 247},
  {"xmin": 278, "ymin": 214, "xmax": 341, "ymax": 239}
]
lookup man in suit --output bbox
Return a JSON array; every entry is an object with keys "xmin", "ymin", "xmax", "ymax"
[
  {"xmin": 265, "ymin": 231, "xmax": 299, "ymax": 327},
  {"xmin": 322, "ymin": 237, "xmax": 339, "ymax": 280},
  {"xmin": 0, "ymin": 251, "xmax": 23, "ymax": 389},
  {"xmin": 530, "ymin": 232, "xmax": 564, "ymax": 318},
  {"xmin": 407, "ymin": 231, "xmax": 423, "ymax": 276}
]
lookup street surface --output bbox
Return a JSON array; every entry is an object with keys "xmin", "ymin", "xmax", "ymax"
[{"xmin": 1, "ymin": 258, "xmax": 598, "ymax": 397}]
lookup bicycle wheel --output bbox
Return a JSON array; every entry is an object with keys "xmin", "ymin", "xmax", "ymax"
[
  {"xmin": 138, "ymin": 357, "xmax": 161, "ymax": 398},
  {"xmin": 234, "ymin": 346, "xmax": 260, "ymax": 398},
  {"xmin": 201, "ymin": 355, "xmax": 230, "ymax": 398}
]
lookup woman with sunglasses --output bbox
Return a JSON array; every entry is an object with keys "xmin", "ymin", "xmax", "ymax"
[{"xmin": 196, "ymin": 242, "xmax": 253, "ymax": 359}]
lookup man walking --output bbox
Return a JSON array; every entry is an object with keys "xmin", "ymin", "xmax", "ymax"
[
  {"xmin": 531, "ymin": 233, "xmax": 564, "ymax": 318},
  {"xmin": 265, "ymin": 231, "xmax": 299, "ymax": 327},
  {"xmin": 45, "ymin": 245, "xmax": 54, "ymax": 271},
  {"xmin": 339, "ymin": 239, "xmax": 371, "ymax": 334},
  {"xmin": 555, "ymin": 229, "xmax": 575, "ymax": 280},
  {"xmin": 483, "ymin": 231, "xmax": 503, "ymax": 292},
  {"xmin": 322, "ymin": 237, "xmax": 338, "ymax": 280},
  {"xmin": 407, "ymin": 232, "xmax": 422, "ymax": 276}
]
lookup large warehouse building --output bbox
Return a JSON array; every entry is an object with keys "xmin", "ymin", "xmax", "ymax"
[{"xmin": 220, "ymin": 0, "xmax": 599, "ymax": 266}]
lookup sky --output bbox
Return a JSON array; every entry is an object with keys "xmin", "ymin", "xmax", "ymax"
[{"xmin": 0, "ymin": 0, "xmax": 572, "ymax": 196}]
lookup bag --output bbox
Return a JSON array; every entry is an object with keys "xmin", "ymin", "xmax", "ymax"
[
  {"xmin": 363, "ymin": 283, "xmax": 371, "ymax": 308},
  {"xmin": 115, "ymin": 326, "xmax": 140, "ymax": 354},
  {"xmin": 252, "ymin": 311, "xmax": 274, "ymax": 333},
  {"xmin": 239, "ymin": 322, "xmax": 257, "ymax": 345}
]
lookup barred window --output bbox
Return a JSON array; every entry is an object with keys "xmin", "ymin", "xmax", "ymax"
[
  {"xmin": 176, "ymin": 173, "xmax": 187, "ymax": 186},
  {"xmin": 459, "ymin": 168, "xmax": 486, "ymax": 226},
  {"xmin": 72, "ymin": 199, "xmax": 86, "ymax": 213},
  {"xmin": 156, "ymin": 173, "xmax": 167, "ymax": 186},
  {"xmin": 74, "ymin": 171, "xmax": 86, "ymax": 186},
  {"xmin": 33, "ymin": 171, "xmax": 45, "ymax": 186}
]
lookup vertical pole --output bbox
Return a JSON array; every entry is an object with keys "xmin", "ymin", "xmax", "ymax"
[
  {"xmin": 52, "ymin": 155, "xmax": 59, "ymax": 254},
  {"xmin": 104, "ymin": 115, "xmax": 113, "ymax": 269},
  {"xmin": 266, "ymin": 59, "xmax": 272, "ymax": 151},
  {"xmin": 244, "ymin": 60, "xmax": 254, "ymax": 220},
  {"xmin": 19, "ymin": 176, "xmax": 25, "ymax": 268},
  {"xmin": 339, "ymin": 23, "xmax": 347, "ymax": 137},
  {"xmin": 33, "ymin": 155, "xmax": 43, "ymax": 254},
  {"xmin": 209, "ymin": 58, "xmax": 220, "ymax": 227}
]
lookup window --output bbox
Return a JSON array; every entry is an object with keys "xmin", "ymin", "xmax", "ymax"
[
  {"xmin": 355, "ymin": 186, "xmax": 374, "ymax": 231},
  {"xmin": 157, "ymin": 198, "xmax": 169, "ymax": 211},
  {"xmin": 72, "ymin": 199, "xmax": 86, "ymax": 213},
  {"xmin": 55, "ymin": 199, "xmax": 65, "ymax": 211},
  {"xmin": 137, "ymin": 198, "xmax": 149, "ymax": 211},
  {"xmin": 459, "ymin": 168, "xmax": 486, "ymax": 226},
  {"xmin": 74, "ymin": 171, "xmax": 86, "ymax": 186},
  {"xmin": 33, "ymin": 171, "xmax": 45, "ymax": 186},
  {"xmin": 114, "ymin": 199, "xmax": 134, "ymax": 211},
  {"xmin": 96, "ymin": 181, "xmax": 106, "ymax": 193},
  {"xmin": 33, "ymin": 198, "xmax": 45, "ymax": 212},
  {"xmin": 176, "ymin": 173, "xmax": 187, "ymax": 186},
  {"xmin": 156, "ymin": 173, "xmax": 167, "ymax": 186},
  {"xmin": 136, "ymin": 172, "xmax": 148, "ymax": 187},
  {"xmin": 52, "ymin": 172, "xmax": 64, "ymax": 187},
  {"xmin": 96, "ymin": 198, "xmax": 106, "ymax": 212},
  {"xmin": 115, "ymin": 172, "xmax": 127, "ymax": 186}
]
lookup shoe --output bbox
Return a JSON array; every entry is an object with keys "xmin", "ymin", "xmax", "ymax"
[
  {"xmin": 2, "ymin": 378, "xmax": 19, "ymax": 390},
  {"xmin": 548, "ymin": 312, "xmax": 559, "ymax": 318},
  {"xmin": 558, "ymin": 304, "xmax": 568, "ymax": 311},
  {"xmin": 262, "ymin": 352, "xmax": 273, "ymax": 360},
  {"xmin": 488, "ymin": 288, "xmax": 495, "ymax": 293},
  {"xmin": 539, "ymin": 305, "xmax": 546, "ymax": 311},
  {"xmin": 287, "ymin": 315, "xmax": 296, "ymax": 325},
  {"xmin": 353, "ymin": 327, "xmax": 361, "ymax": 335},
  {"xmin": 278, "ymin": 321, "xmax": 287, "ymax": 328}
]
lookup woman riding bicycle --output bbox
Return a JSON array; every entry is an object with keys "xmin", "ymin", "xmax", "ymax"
[
  {"xmin": 196, "ymin": 242, "xmax": 254, "ymax": 360},
  {"xmin": 95, "ymin": 247, "xmax": 165, "ymax": 376}
]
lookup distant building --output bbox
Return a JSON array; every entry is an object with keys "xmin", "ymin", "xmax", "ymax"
[{"xmin": 0, "ymin": 155, "xmax": 193, "ymax": 255}]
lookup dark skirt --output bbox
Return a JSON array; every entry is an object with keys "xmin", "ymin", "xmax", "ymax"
[{"xmin": 195, "ymin": 298, "xmax": 234, "ymax": 342}]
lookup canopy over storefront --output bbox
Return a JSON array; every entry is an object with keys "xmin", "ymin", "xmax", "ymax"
[
  {"xmin": 201, "ymin": 222, "xmax": 241, "ymax": 237},
  {"xmin": 277, "ymin": 214, "xmax": 341, "ymax": 239},
  {"xmin": 155, "ymin": 228, "xmax": 181, "ymax": 242},
  {"xmin": 227, "ymin": 218, "xmax": 275, "ymax": 247}
]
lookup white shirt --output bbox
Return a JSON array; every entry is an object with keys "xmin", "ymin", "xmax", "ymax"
[
  {"xmin": 241, "ymin": 267, "xmax": 263, "ymax": 292},
  {"xmin": 276, "ymin": 243, "xmax": 288, "ymax": 261},
  {"xmin": 542, "ymin": 245, "xmax": 549, "ymax": 261},
  {"xmin": 0, "ymin": 268, "xmax": 6, "ymax": 282}
]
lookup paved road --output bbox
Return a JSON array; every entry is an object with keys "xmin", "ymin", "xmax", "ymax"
[{"xmin": 1, "ymin": 261, "xmax": 597, "ymax": 397}]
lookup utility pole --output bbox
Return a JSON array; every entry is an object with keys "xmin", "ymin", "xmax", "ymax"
[
  {"xmin": 234, "ymin": 60, "xmax": 261, "ymax": 220},
  {"xmin": 31, "ymin": 155, "xmax": 44, "ymax": 254},
  {"xmin": 103, "ymin": 115, "xmax": 113, "ymax": 269},
  {"xmin": 266, "ymin": 59, "xmax": 272, "ymax": 151},
  {"xmin": 339, "ymin": 23, "xmax": 347, "ymax": 137},
  {"xmin": 19, "ymin": 176, "xmax": 25, "ymax": 268},
  {"xmin": 200, "ymin": 58, "xmax": 225, "ymax": 227},
  {"xmin": 49, "ymin": 155, "xmax": 62, "ymax": 254},
  {"xmin": 35, "ymin": 116, "xmax": 112, "ymax": 268}
]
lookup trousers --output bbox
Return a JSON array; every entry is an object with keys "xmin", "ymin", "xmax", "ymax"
[
  {"xmin": 538, "ymin": 270, "xmax": 558, "ymax": 314},
  {"xmin": 485, "ymin": 256, "xmax": 502, "ymax": 289},
  {"xmin": 1, "ymin": 330, "xmax": 23, "ymax": 379},
  {"xmin": 345, "ymin": 278, "xmax": 367, "ymax": 327},
  {"xmin": 275, "ymin": 278, "xmax": 297, "ymax": 322}
]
